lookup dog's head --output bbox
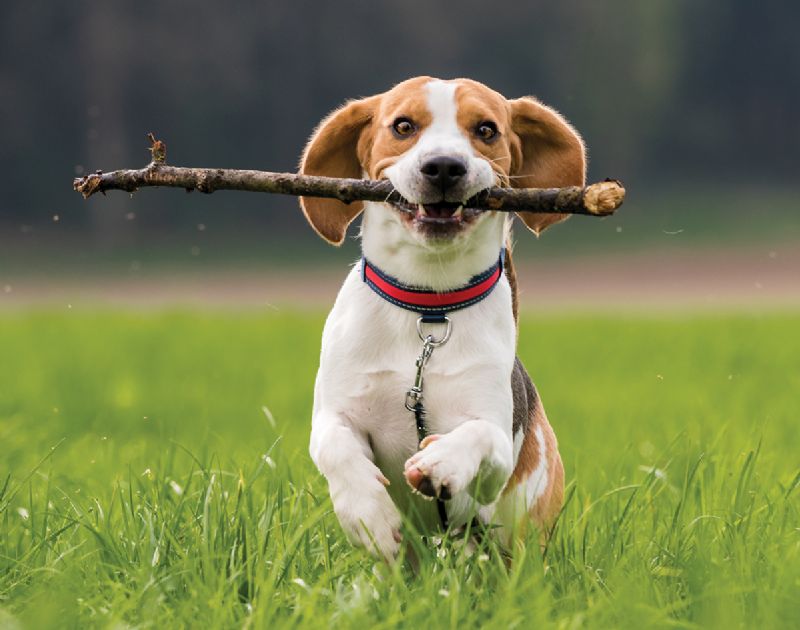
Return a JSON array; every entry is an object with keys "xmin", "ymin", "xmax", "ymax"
[{"xmin": 299, "ymin": 77, "xmax": 585, "ymax": 245}]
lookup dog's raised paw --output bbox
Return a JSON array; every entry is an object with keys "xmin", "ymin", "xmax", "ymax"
[
  {"xmin": 405, "ymin": 466, "xmax": 452, "ymax": 500},
  {"xmin": 404, "ymin": 434, "xmax": 477, "ymax": 501}
]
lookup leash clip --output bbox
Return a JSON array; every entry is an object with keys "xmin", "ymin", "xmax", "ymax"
[{"xmin": 405, "ymin": 316, "xmax": 451, "ymax": 411}]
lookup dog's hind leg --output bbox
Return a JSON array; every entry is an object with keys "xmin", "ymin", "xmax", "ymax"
[{"xmin": 493, "ymin": 358, "xmax": 565, "ymax": 545}]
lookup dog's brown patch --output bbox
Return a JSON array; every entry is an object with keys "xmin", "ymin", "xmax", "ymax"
[
  {"xmin": 504, "ymin": 357, "xmax": 564, "ymax": 529},
  {"xmin": 503, "ymin": 246, "xmax": 519, "ymax": 327},
  {"xmin": 505, "ymin": 358, "xmax": 542, "ymax": 489},
  {"xmin": 529, "ymin": 419, "xmax": 564, "ymax": 529},
  {"xmin": 507, "ymin": 97, "xmax": 586, "ymax": 235},
  {"xmin": 299, "ymin": 95, "xmax": 381, "ymax": 244},
  {"xmin": 299, "ymin": 76, "xmax": 435, "ymax": 244}
]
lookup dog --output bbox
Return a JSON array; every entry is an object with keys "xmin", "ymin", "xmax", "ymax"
[{"xmin": 298, "ymin": 77, "xmax": 584, "ymax": 560}]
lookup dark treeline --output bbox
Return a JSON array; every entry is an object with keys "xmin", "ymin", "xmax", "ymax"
[{"xmin": 1, "ymin": 0, "xmax": 797, "ymax": 240}]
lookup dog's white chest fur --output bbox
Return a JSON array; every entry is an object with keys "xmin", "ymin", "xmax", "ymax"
[{"xmin": 313, "ymin": 266, "xmax": 516, "ymax": 529}]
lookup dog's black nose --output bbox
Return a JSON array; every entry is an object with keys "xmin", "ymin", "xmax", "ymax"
[{"xmin": 420, "ymin": 156, "xmax": 467, "ymax": 192}]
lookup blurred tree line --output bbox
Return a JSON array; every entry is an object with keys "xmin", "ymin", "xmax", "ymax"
[{"xmin": 0, "ymin": 0, "xmax": 797, "ymax": 244}]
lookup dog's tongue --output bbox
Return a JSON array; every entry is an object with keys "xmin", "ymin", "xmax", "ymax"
[{"xmin": 422, "ymin": 203, "xmax": 458, "ymax": 219}]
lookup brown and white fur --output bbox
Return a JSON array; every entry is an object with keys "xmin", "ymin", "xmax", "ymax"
[{"xmin": 299, "ymin": 77, "xmax": 583, "ymax": 560}]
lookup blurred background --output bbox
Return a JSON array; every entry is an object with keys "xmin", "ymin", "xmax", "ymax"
[
  {"xmin": 1, "ymin": 0, "xmax": 797, "ymax": 310},
  {"xmin": 2, "ymin": 5, "xmax": 798, "ymax": 625}
]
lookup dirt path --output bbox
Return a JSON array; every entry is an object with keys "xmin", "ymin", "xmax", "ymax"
[{"xmin": 1, "ymin": 248, "xmax": 797, "ymax": 312}]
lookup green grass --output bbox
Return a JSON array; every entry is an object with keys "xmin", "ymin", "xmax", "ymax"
[{"xmin": 1, "ymin": 311, "xmax": 798, "ymax": 628}]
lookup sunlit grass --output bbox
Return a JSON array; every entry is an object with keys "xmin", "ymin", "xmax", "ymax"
[{"xmin": 1, "ymin": 311, "xmax": 798, "ymax": 627}]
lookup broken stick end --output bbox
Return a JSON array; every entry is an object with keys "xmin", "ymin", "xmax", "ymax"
[
  {"xmin": 583, "ymin": 180, "xmax": 625, "ymax": 215},
  {"xmin": 73, "ymin": 173, "xmax": 102, "ymax": 199}
]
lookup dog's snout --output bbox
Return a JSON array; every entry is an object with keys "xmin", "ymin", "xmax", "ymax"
[{"xmin": 420, "ymin": 156, "xmax": 467, "ymax": 192}]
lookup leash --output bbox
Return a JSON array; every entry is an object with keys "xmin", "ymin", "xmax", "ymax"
[
  {"xmin": 361, "ymin": 251, "xmax": 505, "ymax": 530},
  {"xmin": 405, "ymin": 316, "xmax": 452, "ymax": 529}
]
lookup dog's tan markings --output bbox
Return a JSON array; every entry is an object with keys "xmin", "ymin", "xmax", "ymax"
[
  {"xmin": 453, "ymin": 80, "xmax": 515, "ymax": 184},
  {"xmin": 299, "ymin": 95, "xmax": 381, "ymax": 244},
  {"xmin": 503, "ymin": 246, "xmax": 520, "ymax": 326},
  {"xmin": 504, "ymin": 357, "xmax": 564, "ymax": 528},
  {"xmin": 507, "ymin": 97, "xmax": 586, "ymax": 235},
  {"xmin": 505, "ymin": 357, "xmax": 539, "ymax": 485},
  {"xmin": 299, "ymin": 76, "xmax": 436, "ymax": 244},
  {"xmin": 530, "ymin": 421, "xmax": 564, "ymax": 528},
  {"xmin": 368, "ymin": 77, "xmax": 434, "ymax": 180},
  {"xmin": 451, "ymin": 78, "xmax": 585, "ymax": 239}
]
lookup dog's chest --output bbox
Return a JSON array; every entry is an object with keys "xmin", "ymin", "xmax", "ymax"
[
  {"xmin": 318, "ymin": 270, "xmax": 517, "ymax": 522},
  {"xmin": 343, "ymin": 361, "xmax": 487, "ymax": 522},
  {"xmin": 346, "ymin": 365, "xmax": 472, "ymax": 468}
]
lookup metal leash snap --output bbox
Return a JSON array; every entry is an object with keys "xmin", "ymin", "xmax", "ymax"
[
  {"xmin": 405, "ymin": 316, "xmax": 451, "ymax": 412},
  {"xmin": 404, "ymin": 341, "xmax": 433, "ymax": 412},
  {"xmin": 416, "ymin": 316, "xmax": 452, "ymax": 347},
  {"xmin": 405, "ymin": 315, "xmax": 453, "ymax": 530}
]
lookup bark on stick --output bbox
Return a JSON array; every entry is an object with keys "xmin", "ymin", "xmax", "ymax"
[{"xmin": 73, "ymin": 135, "xmax": 625, "ymax": 216}]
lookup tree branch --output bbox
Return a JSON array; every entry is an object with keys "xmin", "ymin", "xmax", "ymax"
[{"xmin": 73, "ymin": 135, "xmax": 625, "ymax": 216}]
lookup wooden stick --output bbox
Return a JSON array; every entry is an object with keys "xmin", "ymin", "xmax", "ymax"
[{"xmin": 73, "ymin": 134, "xmax": 625, "ymax": 216}]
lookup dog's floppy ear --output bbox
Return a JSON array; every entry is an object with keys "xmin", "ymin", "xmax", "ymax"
[
  {"xmin": 299, "ymin": 96, "xmax": 380, "ymax": 245},
  {"xmin": 508, "ymin": 97, "xmax": 586, "ymax": 236}
]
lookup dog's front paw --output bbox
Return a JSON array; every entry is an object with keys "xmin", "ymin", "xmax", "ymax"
[
  {"xmin": 403, "ymin": 433, "xmax": 479, "ymax": 500},
  {"xmin": 330, "ymin": 478, "xmax": 402, "ymax": 561}
]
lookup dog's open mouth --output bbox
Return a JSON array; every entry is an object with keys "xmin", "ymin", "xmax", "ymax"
[{"xmin": 391, "ymin": 198, "xmax": 481, "ymax": 224}]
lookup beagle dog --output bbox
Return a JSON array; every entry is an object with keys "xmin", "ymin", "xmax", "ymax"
[{"xmin": 299, "ymin": 77, "xmax": 584, "ymax": 560}]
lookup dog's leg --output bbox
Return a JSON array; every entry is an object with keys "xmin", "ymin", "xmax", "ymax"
[
  {"xmin": 310, "ymin": 413, "xmax": 402, "ymax": 560},
  {"xmin": 403, "ymin": 420, "xmax": 513, "ymax": 505}
]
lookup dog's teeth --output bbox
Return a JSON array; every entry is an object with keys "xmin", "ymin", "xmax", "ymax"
[
  {"xmin": 453, "ymin": 205, "xmax": 463, "ymax": 218},
  {"xmin": 417, "ymin": 203, "xmax": 426, "ymax": 215}
]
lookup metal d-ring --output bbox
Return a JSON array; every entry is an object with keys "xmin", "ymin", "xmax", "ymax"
[{"xmin": 416, "ymin": 316, "xmax": 452, "ymax": 347}]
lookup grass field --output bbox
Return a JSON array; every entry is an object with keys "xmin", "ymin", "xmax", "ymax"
[{"xmin": 1, "ymin": 311, "xmax": 798, "ymax": 628}]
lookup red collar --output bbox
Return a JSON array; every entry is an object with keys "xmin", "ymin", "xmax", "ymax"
[{"xmin": 361, "ymin": 252, "xmax": 504, "ymax": 322}]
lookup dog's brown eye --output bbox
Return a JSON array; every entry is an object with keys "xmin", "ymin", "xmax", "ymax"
[
  {"xmin": 392, "ymin": 118, "xmax": 416, "ymax": 138},
  {"xmin": 476, "ymin": 121, "xmax": 498, "ymax": 142}
]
